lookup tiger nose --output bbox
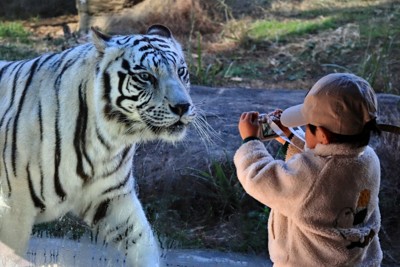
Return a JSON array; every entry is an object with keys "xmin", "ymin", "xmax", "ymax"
[{"xmin": 170, "ymin": 103, "xmax": 190, "ymax": 116}]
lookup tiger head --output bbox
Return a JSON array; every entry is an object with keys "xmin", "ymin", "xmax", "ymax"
[{"xmin": 92, "ymin": 25, "xmax": 195, "ymax": 143}]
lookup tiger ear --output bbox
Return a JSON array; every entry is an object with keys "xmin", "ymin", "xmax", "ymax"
[
  {"xmin": 146, "ymin": 24, "xmax": 172, "ymax": 39},
  {"xmin": 91, "ymin": 26, "xmax": 112, "ymax": 53}
]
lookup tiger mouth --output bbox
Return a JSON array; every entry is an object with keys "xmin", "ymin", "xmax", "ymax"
[
  {"xmin": 166, "ymin": 121, "xmax": 187, "ymax": 133},
  {"xmin": 149, "ymin": 120, "xmax": 188, "ymax": 135}
]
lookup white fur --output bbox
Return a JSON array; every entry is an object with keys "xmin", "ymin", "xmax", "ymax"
[{"xmin": 0, "ymin": 25, "xmax": 194, "ymax": 266}]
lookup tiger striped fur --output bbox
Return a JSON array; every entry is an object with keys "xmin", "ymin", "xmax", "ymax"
[{"xmin": 0, "ymin": 25, "xmax": 195, "ymax": 266}]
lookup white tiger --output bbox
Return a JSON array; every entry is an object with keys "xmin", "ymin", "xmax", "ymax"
[{"xmin": 0, "ymin": 24, "xmax": 196, "ymax": 266}]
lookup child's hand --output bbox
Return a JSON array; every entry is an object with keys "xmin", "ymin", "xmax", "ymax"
[
  {"xmin": 270, "ymin": 109, "xmax": 292, "ymax": 144},
  {"xmin": 238, "ymin": 112, "xmax": 260, "ymax": 140}
]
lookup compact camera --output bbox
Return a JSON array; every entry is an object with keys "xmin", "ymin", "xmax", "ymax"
[{"xmin": 258, "ymin": 113, "xmax": 279, "ymax": 141}]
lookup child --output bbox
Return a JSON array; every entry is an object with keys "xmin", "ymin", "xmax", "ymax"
[{"xmin": 234, "ymin": 73, "xmax": 383, "ymax": 266}]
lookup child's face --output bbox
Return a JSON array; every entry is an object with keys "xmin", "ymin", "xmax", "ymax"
[
  {"xmin": 305, "ymin": 125, "xmax": 330, "ymax": 149},
  {"xmin": 305, "ymin": 125, "xmax": 318, "ymax": 149}
]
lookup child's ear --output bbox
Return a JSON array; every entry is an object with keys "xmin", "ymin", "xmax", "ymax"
[{"xmin": 316, "ymin": 126, "xmax": 331, "ymax": 145}]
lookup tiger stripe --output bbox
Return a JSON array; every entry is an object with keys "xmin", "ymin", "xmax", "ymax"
[
  {"xmin": 26, "ymin": 164, "xmax": 46, "ymax": 212},
  {"xmin": 74, "ymin": 82, "xmax": 92, "ymax": 181},
  {"xmin": 12, "ymin": 58, "xmax": 40, "ymax": 176}
]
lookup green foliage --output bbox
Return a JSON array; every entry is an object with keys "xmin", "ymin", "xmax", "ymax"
[
  {"xmin": 224, "ymin": 61, "xmax": 262, "ymax": 79},
  {"xmin": 0, "ymin": 44, "xmax": 38, "ymax": 61},
  {"xmin": 190, "ymin": 160, "xmax": 244, "ymax": 216},
  {"xmin": 248, "ymin": 17, "xmax": 336, "ymax": 42},
  {"xmin": 0, "ymin": 22, "xmax": 30, "ymax": 42},
  {"xmin": 357, "ymin": 9, "xmax": 399, "ymax": 94},
  {"xmin": 188, "ymin": 32, "xmax": 223, "ymax": 86},
  {"xmin": 359, "ymin": 38, "xmax": 393, "ymax": 93},
  {"xmin": 142, "ymin": 159, "xmax": 269, "ymax": 253}
]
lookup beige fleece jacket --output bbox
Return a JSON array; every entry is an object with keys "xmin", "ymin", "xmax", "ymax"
[{"xmin": 234, "ymin": 140, "xmax": 382, "ymax": 267}]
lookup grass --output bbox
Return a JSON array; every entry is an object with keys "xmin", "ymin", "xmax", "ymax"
[
  {"xmin": 189, "ymin": 160, "xmax": 244, "ymax": 215},
  {"xmin": 0, "ymin": 44, "xmax": 39, "ymax": 61},
  {"xmin": 248, "ymin": 17, "xmax": 336, "ymax": 42},
  {"xmin": 188, "ymin": 32, "xmax": 223, "ymax": 86},
  {"xmin": 0, "ymin": 21, "xmax": 38, "ymax": 61},
  {"xmin": 0, "ymin": 21, "xmax": 30, "ymax": 42},
  {"xmin": 141, "ymin": 159, "xmax": 269, "ymax": 253}
]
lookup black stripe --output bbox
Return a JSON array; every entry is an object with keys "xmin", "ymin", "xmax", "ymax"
[
  {"xmin": 129, "ymin": 83, "xmax": 144, "ymax": 92},
  {"xmin": 54, "ymin": 57, "xmax": 81, "ymax": 92},
  {"xmin": 118, "ymin": 72, "xmax": 127, "ymax": 94},
  {"xmin": 148, "ymin": 37, "xmax": 168, "ymax": 43},
  {"xmin": 102, "ymin": 72, "xmax": 112, "ymax": 102},
  {"xmin": 12, "ymin": 58, "xmax": 40, "ymax": 176},
  {"xmin": 93, "ymin": 199, "xmax": 110, "ymax": 225},
  {"xmin": 133, "ymin": 39, "xmax": 142, "ymax": 46},
  {"xmin": 116, "ymin": 36, "xmax": 132, "ymax": 46},
  {"xmin": 166, "ymin": 54, "xmax": 178, "ymax": 65},
  {"xmin": 26, "ymin": 164, "xmax": 46, "ymax": 212},
  {"xmin": 38, "ymin": 102, "xmax": 43, "ymax": 141},
  {"xmin": 36, "ymin": 95, "xmax": 45, "ymax": 201},
  {"xmin": 53, "ymin": 97, "xmax": 66, "ymax": 200},
  {"xmin": 104, "ymin": 216, "xmax": 130, "ymax": 239},
  {"xmin": 0, "ymin": 62, "xmax": 13, "ymax": 83},
  {"xmin": 102, "ymin": 146, "xmax": 131, "ymax": 178},
  {"xmin": 152, "ymin": 57, "xmax": 159, "ymax": 68},
  {"xmin": 40, "ymin": 164, "xmax": 45, "ymax": 201},
  {"xmin": 53, "ymin": 67, "xmax": 66, "ymax": 200},
  {"xmin": 79, "ymin": 84, "xmax": 94, "ymax": 177},
  {"xmin": 8, "ymin": 60, "xmax": 27, "ymax": 78},
  {"xmin": 50, "ymin": 47, "xmax": 75, "ymax": 70},
  {"xmin": 103, "ymin": 105, "xmax": 136, "ymax": 128},
  {"xmin": 136, "ymin": 96, "xmax": 151, "ymax": 109},
  {"xmin": 96, "ymin": 126, "xmax": 111, "ymax": 151},
  {"xmin": 116, "ymin": 96, "xmax": 137, "ymax": 112},
  {"xmin": 74, "ymin": 82, "xmax": 92, "ymax": 182},
  {"xmin": 114, "ymin": 223, "xmax": 134, "ymax": 244},
  {"xmin": 94, "ymin": 226, "xmax": 100, "ymax": 243},
  {"xmin": 102, "ymin": 172, "xmax": 131, "ymax": 194},
  {"xmin": 133, "ymin": 65, "xmax": 146, "ymax": 71},
  {"xmin": 52, "ymin": 55, "xmax": 81, "ymax": 200},
  {"xmin": 36, "ymin": 53, "xmax": 58, "ymax": 71},
  {"xmin": 77, "ymin": 44, "xmax": 93, "ymax": 58},
  {"xmin": 181, "ymin": 71, "xmax": 189, "ymax": 82},
  {"xmin": 130, "ymin": 75, "xmax": 147, "ymax": 86},
  {"xmin": 128, "ymin": 81, "xmax": 144, "ymax": 91},
  {"xmin": 139, "ymin": 45, "xmax": 154, "ymax": 52},
  {"xmin": 102, "ymin": 72, "xmax": 124, "ymax": 122},
  {"xmin": 82, "ymin": 202, "xmax": 92, "ymax": 218},
  {"xmin": 3, "ymin": 119, "xmax": 12, "ymax": 196},
  {"xmin": 139, "ymin": 52, "xmax": 153, "ymax": 65},
  {"xmin": 126, "ymin": 232, "xmax": 143, "ymax": 250},
  {"xmin": 158, "ymin": 44, "xmax": 170, "ymax": 49},
  {"xmin": 0, "ymin": 61, "xmax": 26, "ymax": 129},
  {"xmin": 121, "ymin": 59, "xmax": 130, "ymax": 72}
]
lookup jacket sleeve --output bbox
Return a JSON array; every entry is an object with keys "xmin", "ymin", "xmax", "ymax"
[{"xmin": 234, "ymin": 140, "xmax": 317, "ymax": 216}]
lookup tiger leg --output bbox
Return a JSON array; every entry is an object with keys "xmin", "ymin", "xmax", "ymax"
[
  {"xmin": 0, "ymin": 187, "xmax": 37, "ymax": 256},
  {"xmin": 87, "ymin": 191, "xmax": 160, "ymax": 267}
]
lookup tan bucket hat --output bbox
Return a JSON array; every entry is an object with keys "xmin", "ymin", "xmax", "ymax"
[{"xmin": 281, "ymin": 73, "xmax": 378, "ymax": 135}]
